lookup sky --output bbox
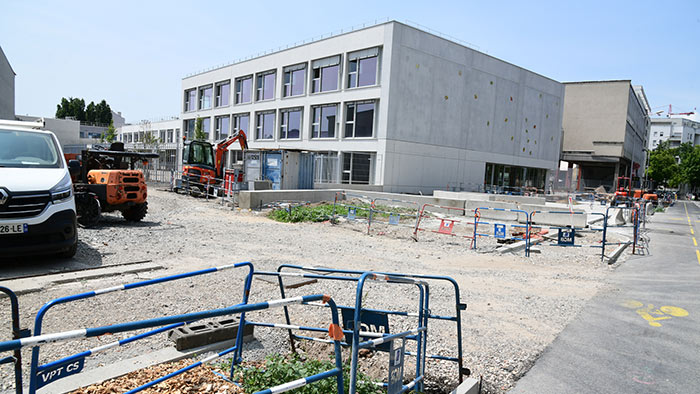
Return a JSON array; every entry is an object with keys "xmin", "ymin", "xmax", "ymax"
[{"xmin": 1, "ymin": 0, "xmax": 699, "ymax": 123}]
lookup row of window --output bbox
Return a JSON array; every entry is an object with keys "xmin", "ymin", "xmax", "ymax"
[
  {"xmin": 183, "ymin": 100, "xmax": 377, "ymax": 142},
  {"xmin": 120, "ymin": 128, "xmax": 180, "ymax": 144},
  {"xmin": 183, "ymin": 47, "xmax": 381, "ymax": 112}
]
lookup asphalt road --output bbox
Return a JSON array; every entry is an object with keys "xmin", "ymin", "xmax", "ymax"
[{"xmin": 510, "ymin": 201, "xmax": 700, "ymax": 394}]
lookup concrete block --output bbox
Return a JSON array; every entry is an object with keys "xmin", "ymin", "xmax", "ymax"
[
  {"xmin": 450, "ymin": 377, "xmax": 480, "ymax": 394},
  {"xmin": 168, "ymin": 317, "xmax": 254, "ymax": 351},
  {"xmin": 489, "ymin": 194, "xmax": 545, "ymax": 205}
]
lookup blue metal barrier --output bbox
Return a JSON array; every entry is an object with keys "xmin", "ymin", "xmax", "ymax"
[
  {"xmin": 332, "ymin": 191, "xmax": 374, "ymax": 234},
  {"xmin": 1, "ymin": 286, "xmax": 27, "ymax": 394},
  {"xmin": 474, "ymin": 207, "xmax": 531, "ymax": 256},
  {"xmin": 528, "ymin": 211, "xmax": 607, "ymax": 260},
  {"xmin": 602, "ymin": 205, "xmax": 640, "ymax": 257},
  {"xmin": 267, "ymin": 264, "xmax": 469, "ymax": 390},
  {"xmin": 370, "ymin": 197, "xmax": 421, "ymax": 232}
]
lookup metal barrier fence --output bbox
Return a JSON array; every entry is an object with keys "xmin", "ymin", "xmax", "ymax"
[
  {"xmin": 527, "ymin": 211, "xmax": 606, "ymax": 260},
  {"xmin": 0, "ymin": 286, "xmax": 27, "ymax": 394},
  {"xmin": 413, "ymin": 204, "xmax": 478, "ymax": 247},
  {"xmin": 0, "ymin": 263, "xmax": 351, "ymax": 394},
  {"xmin": 170, "ymin": 170, "xmax": 241, "ymax": 208},
  {"xmin": 473, "ymin": 207, "xmax": 531, "ymax": 255},
  {"xmin": 332, "ymin": 192, "xmax": 421, "ymax": 236},
  {"xmin": 332, "ymin": 191, "xmax": 374, "ymax": 234},
  {"xmin": 268, "ymin": 264, "xmax": 469, "ymax": 388},
  {"xmin": 602, "ymin": 205, "xmax": 640, "ymax": 257}
]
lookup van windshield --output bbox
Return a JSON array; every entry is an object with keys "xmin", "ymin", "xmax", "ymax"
[{"xmin": 0, "ymin": 129, "xmax": 62, "ymax": 168}]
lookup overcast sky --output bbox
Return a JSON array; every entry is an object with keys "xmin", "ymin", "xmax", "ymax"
[{"xmin": 1, "ymin": 0, "xmax": 698, "ymax": 123}]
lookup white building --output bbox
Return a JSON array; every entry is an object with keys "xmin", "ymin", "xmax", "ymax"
[
  {"xmin": 649, "ymin": 116, "xmax": 700, "ymax": 150},
  {"xmin": 180, "ymin": 21, "xmax": 564, "ymax": 193},
  {"xmin": 117, "ymin": 117, "xmax": 181, "ymax": 170},
  {"xmin": 0, "ymin": 46, "xmax": 16, "ymax": 120}
]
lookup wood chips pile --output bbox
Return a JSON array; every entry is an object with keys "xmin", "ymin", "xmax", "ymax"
[{"xmin": 69, "ymin": 359, "xmax": 244, "ymax": 394}]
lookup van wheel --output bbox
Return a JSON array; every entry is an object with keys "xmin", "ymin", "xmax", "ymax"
[
  {"xmin": 60, "ymin": 240, "xmax": 78, "ymax": 258},
  {"xmin": 122, "ymin": 202, "xmax": 148, "ymax": 222}
]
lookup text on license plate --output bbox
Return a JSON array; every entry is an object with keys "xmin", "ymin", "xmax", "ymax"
[{"xmin": 0, "ymin": 224, "xmax": 28, "ymax": 234}]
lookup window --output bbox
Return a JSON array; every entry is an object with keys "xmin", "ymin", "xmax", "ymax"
[
  {"xmin": 311, "ymin": 55, "xmax": 340, "ymax": 93},
  {"xmin": 345, "ymin": 101, "xmax": 376, "ymax": 138},
  {"xmin": 283, "ymin": 64, "xmax": 306, "ymax": 97},
  {"xmin": 215, "ymin": 115, "xmax": 230, "ymax": 140},
  {"xmin": 175, "ymin": 128, "xmax": 180, "ymax": 142},
  {"xmin": 201, "ymin": 117, "xmax": 211, "ymax": 140},
  {"xmin": 215, "ymin": 80, "xmax": 230, "ymax": 107},
  {"xmin": 256, "ymin": 111, "xmax": 275, "ymax": 140},
  {"xmin": 312, "ymin": 104, "xmax": 337, "ymax": 138},
  {"xmin": 184, "ymin": 89, "xmax": 196, "ymax": 112},
  {"xmin": 198, "ymin": 85, "xmax": 213, "ymax": 109},
  {"xmin": 256, "ymin": 70, "xmax": 276, "ymax": 101},
  {"xmin": 233, "ymin": 113, "xmax": 250, "ymax": 136},
  {"xmin": 184, "ymin": 119, "xmax": 195, "ymax": 139},
  {"xmin": 235, "ymin": 76, "xmax": 253, "ymax": 104},
  {"xmin": 167, "ymin": 129, "xmax": 174, "ymax": 143},
  {"xmin": 280, "ymin": 108, "xmax": 302, "ymax": 139},
  {"xmin": 342, "ymin": 152, "xmax": 372, "ymax": 184},
  {"xmin": 159, "ymin": 130, "xmax": 166, "ymax": 142},
  {"xmin": 347, "ymin": 48, "xmax": 379, "ymax": 88}
]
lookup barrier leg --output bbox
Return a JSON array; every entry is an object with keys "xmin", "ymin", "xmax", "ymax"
[{"xmin": 1, "ymin": 287, "xmax": 24, "ymax": 394}]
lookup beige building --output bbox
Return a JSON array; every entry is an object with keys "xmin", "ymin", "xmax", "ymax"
[{"xmin": 560, "ymin": 80, "xmax": 650, "ymax": 191}]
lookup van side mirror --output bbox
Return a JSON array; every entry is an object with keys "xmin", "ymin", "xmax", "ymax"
[{"xmin": 68, "ymin": 160, "xmax": 81, "ymax": 177}]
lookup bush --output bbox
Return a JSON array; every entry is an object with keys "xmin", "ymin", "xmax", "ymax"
[
  {"xmin": 230, "ymin": 354, "xmax": 382, "ymax": 394},
  {"xmin": 268, "ymin": 202, "xmax": 416, "ymax": 223}
]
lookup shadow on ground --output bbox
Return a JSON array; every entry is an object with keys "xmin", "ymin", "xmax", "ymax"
[{"xmin": 0, "ymin": 239, "xmax": 103, "ymax": 280}]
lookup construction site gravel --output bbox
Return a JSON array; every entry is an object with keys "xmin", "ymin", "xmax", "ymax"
[{"xmin": 0, "ymin": 188, "xmax": 629, "ymax": 394}]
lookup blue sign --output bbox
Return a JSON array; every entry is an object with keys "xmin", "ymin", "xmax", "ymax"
[
  {"xmin": 36, "ymin": 357, "xmax": 85, "ymax": 389},
  {"xmin": 558, "ymin": 228, "xmax": 575, "ymax": 245},
  {"xmin": 341, "ymin": 308, "xmax": 390, "ymax": 351},
  {"xmin": 389, "ymin": 213, "xmax": 400, "ymax": 225},
  {"xmin": 494, "ymin": 224, "xmax": 506, "ymax": 239},
  {"xmin": 347, "ymin": 207, "xmax": 357, "ymax": 220},
  {"xmin": 387, "ymin": 339, "xmax": 406, "ymax": 394}
]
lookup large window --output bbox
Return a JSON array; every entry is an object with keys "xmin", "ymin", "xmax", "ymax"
[
  {"xmin": 347, "ymin": 48, "xmax": 379, "ymax": 88},
  {"xmin": 345, "ymin": 101, "xmax": 376, "ymax": 138},
  {"xmin": 283, "ymin": 64, "xmax": 306, "ymax": 97},
  {"xmin": 233, "ymin": 113, "xmax": 250, "ymax": 136},
  {"xmin": 184, "ymin": 119, "xmax": 195, "ymax": 139},
  {"xmin": 342, "ymin": 152, "xmax": 372, "ymax": 184},
  {"xmin": 215, "ymin": 115, "xmax": 230, "ymax": 140},
  {"xmin": 235, "ymin": 76, "xmax": 253, "ymax": 104},
  {"xmin": 167, "ymin": 129, "xmax": 174, "ymax": 143},
  {"xmin": 311, "ymin": 55, "xmax": 340, "ymax": 93},
  {"xmin": 201, "ymin": 117, "xmax": 211, "ymax": 140},
  {"xmin": 159, "ymin": 130, "xmax": 166, "ymax": 142},
  {"xmin": 215, "ymin": 80, "xmax": 230, "ymax": 107},
  {"xmin": 280, "ymin": 108, "xmax": 302, "ymax": 139},
  {"xmin": 198, "ymin": 85, "xmax": 213, "ymax": 109},
  {"xmin": 256, "ymin": 70, "xmax": 276, "ymax": 101},
  {"xmin": 256, "ymin": 111, "xmax": 275, "ymax": 140},
  {"xmin": 311, "ymin": 104, "xmax": 337, "ymax": 139},
  {"xmin": 184, "ymin": 89, "xmax": 196, "ymax": 112}
]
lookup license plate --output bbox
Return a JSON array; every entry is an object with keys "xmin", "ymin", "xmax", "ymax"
[{"xmin": 0, "ymin": 223, "xmax": 28, "ymax": 234}]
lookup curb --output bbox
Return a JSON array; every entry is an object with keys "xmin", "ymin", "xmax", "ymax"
[
  {"xmin": 605, "ymin": 241, "xmax": 631, "ymax": 264},
  {"xmin": 450, "ymin": 377, "xmax": 481, "ymax": 394}
]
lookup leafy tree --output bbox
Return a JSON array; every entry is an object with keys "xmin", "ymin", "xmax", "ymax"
[
  {"xmin": 95, "ymin": 100, "xmax": 112, "ymax": 124},
  {"xmin": 56, "ymin": 97, "xmax": 111, "ymax": 124},
  {"xmin": 194, "ymin": 117, "xmax": 206, "ymax": 140},
  {"xmin": 102, "ymin": 121, "xmax": 117, "ymax": 143},
  {"xmin": 86, "ymin": 102, "xmax": 97, "ymax": 123},
  {"xmin": 680, "ymin": 145, "xmax": 700, "ymax": 189},
  {"xmin": 647, "ymin": 142, "xmax": 679, "ymax": 186}
]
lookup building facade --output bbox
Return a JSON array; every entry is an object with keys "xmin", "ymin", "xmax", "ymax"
[
  {"xmin": 180, "ymin": 21, "xmax": 565, "ymax": 194},
  {"xmin": 560, "ymin": 80, "xmax": 650, "ymax": 192},
  {"xmin": 117, "ymin": 118, "xmax": 182, "ymax": 170},
  {"xmin": 649, "ymin": 116, "xmax": 700, "ymax": 149},
  {"xmin": 0, "ymin": 46, "xmax": 15, "ymax": 120}
]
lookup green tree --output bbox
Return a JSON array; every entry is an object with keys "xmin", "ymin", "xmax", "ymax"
[
  {"xmin": 86, "ymin": 101, "xmax": 97, "ymax": 123},
  {"xmin": 194, "ymin": 117, "xmax": 206, "ymax": 140},
  {"xmin": 102, "ymin": 121, "xmax": 117, "ymax": 143},
  {"xmin": 95, "ymin": 100, "xmax": 112, "ymax": 124},
  {"xmin": 680, "ymin": 145, "xmax": 700, "ymax": 189},
  {"xmin": 647, "ymin": 142, "xmax": 679, "ymax": 186},
  {"xmin": 55, "ymin": 97, "xmax": 111, "ymax": 124}
]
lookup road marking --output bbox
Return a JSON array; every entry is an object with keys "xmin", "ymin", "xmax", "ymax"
[
  {"xmin": 694, "ymin": 237, "xmax": 698, "ymax": 246},
  {"xmin": 696, "ymin": 249, "xmax": 700, "ymax": 265},
  {"xmin": 621, "ymin": 300, "xmax": 689, "ymax": 327},
  {"xmin": 692, "ymin": 228, "xmax": 695, "ymax": 235}
]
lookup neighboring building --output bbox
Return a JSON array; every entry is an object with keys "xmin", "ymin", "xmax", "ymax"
[
  {"xmin": 560, "ymin": 80, "xmax": 650, "ymax": 192},
  {"xmin": 180, "ymin": 21, "xmax": 565, "ymax": 193},
  {"xmin": 649, "ymin": 116, "xmax": 700, "ymax": 149},
  {"xmin": 14, "ymin": 115, "xmax": 102, "ymax": 154},
  {"xmin": 117, "ymin": 117, "xmax": 181, "ymax": 171},
  {"xmin": 0, "ymin": 46, "xmax": 15, "ymax": 120}
]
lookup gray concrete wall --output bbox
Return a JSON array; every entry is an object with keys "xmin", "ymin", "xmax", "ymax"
[
  {"xmin": 0, "ymin": 46, "xmax": 15, "ymax": 120},
  {"xmin": 383, "ymin": 23, "xmax": 565, "ymax": 194}
]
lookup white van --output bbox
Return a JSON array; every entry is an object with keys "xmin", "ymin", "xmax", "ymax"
[{"xmin": 0, "ymin": 119, "xmax": 77, "ymax": 258}]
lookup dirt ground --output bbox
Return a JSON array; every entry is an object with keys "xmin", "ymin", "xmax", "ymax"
[{"xmin": 0, "ymin": 187, "xmax": 626, "ymax": 393}]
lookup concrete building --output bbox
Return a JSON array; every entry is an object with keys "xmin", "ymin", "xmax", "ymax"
[
  {"xmin": 0, "ymin": 46, "xmax": 15, "ymax": 120},
  {"xmin": 560, "ymin": 80, "xmax": 650, "ymax": 192},
  {"xmin": 117, "ymin": 117, "xmax": 181, "ymax": 170},
  {"xmin": 180, "ymin": 21, "xmax": 565, "ymax": 193},
  {"xmin": 649, "ymin": 116, "xmax": 700, "ymax": 149}
]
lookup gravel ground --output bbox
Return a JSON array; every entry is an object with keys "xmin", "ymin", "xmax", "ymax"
[{"xmin": 0, "ymin": 187, "xmax": 631, "ymax": 393}]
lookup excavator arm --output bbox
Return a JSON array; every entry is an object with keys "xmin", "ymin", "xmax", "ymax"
[{"xmin": 214, "ymin": 129, "xmax": 248, "ymax": 178}]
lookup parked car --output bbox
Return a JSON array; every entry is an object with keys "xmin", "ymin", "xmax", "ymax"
[{"xmin": 0, "ymin": 119, "xmax": 77, "ymax": 258}]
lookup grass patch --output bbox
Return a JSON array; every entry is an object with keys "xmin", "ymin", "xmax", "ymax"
[
  {"xmin": 268, "ymin": 202, "xmax": 417, "ymax": 223},
  {"xmin": 224, "ymin": 354, "xmax": 382, "ymax": 394},
  {"xmin": 654, "ymin": 206, "xmax": 665, "ymax": 213}
]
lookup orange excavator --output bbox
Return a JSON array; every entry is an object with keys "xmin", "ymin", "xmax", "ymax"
[{"xmin": 180, "ymin": 129, "xmax": 248, "ymax": 195}]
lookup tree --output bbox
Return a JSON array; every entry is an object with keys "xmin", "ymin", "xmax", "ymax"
[
  {"xmin": 680, "ymin": 145, "xmax": 700, "ymax": 189},
  {"xmin": 95, "ymin": 100, "xmax": 112, "ymax": 124},
  {"xmin": 647, "ymin": 144, "xmax": 679, "ymax": 186},
  {"xmin": 194, "ymin": 117, "xmax": 206, "ymax": 140},
  {"xmin": 55, "ymin": 97, "xmax": 111, "ymax": 124},
  {"xmin": 86, "ymin": 102, "xmax": 97, "ymax": 123},
  {"xmin": 102, "ymin": 121, "xmax": 117, "ymax": 143}
]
